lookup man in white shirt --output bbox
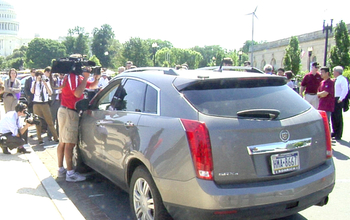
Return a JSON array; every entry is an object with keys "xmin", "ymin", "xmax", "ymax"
[
  {"xmin": 331, "ymin": 66, "xmax": 349, "ymax": 140},
  {"xmin": 98, "ymin": 73, "xmax": 109, "ymax": 89},
  {"xmin": 0, "ymin": 103, "xmax": 33, "ymax": 154}
]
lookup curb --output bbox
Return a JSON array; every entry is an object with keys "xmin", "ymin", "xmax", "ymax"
[{"xmin": 25, "ymin": 147, "xmax": 85, "ymax": 220}]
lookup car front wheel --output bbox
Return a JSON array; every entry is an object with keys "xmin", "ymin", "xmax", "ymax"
[{"xmin": 130, "ymin": 166, "xmax": 172, "ymax": 220}]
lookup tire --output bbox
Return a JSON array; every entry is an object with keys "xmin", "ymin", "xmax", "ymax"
[
  {"xmin": 72, "ymin": 145, "xmax": 91, "ymax": 173},
  {"xmin": 130, "ymin": 166, "xmax": 173, "ymax": 220}
]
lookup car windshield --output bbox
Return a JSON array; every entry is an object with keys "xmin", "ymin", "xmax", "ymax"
[{"xmin": 180, "ymin": 78, "xmax": 311, "ymax": 119}]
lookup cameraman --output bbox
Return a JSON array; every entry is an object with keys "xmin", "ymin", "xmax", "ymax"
[
  {"xmin": 57, "ymin": 66, "xmax": 100, "ymax": 182},
  {"xmin": 30, "ymin": 69, "xmax": 59, "ymax": 144},
  {"xmin": 0, "ymin": 103, "xmax": 33, "ymax": 154}
]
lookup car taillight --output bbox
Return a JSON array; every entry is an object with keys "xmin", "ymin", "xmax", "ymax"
[
  {"xmin": 318, "ymin": 110, "xmax": 332, "ymax": 158},
  {"xmin": 181, "ymin": 119, "xmax": 213, "ymax": 180}
]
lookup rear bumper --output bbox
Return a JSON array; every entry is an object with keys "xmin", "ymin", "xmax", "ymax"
[
  {"xmin": 157, "ymin": 159, "xmax": 335, "ymax": 220},
  {"xmin": 165, "ymin": 184, "xmax": 333, "ymax": 220}
]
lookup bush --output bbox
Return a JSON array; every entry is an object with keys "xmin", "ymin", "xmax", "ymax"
[{"xmin": 343, "ymin": 68, "xmax": 350, "ymax": 81}]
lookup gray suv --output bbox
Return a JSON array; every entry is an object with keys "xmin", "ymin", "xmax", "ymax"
[{"xmin": 75, "ymin": 68, "xmax": 335, "ymax": 220}]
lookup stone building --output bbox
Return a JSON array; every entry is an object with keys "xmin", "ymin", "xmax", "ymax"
[
  {"xmin": 249, "ymin": 23, "xmax": 350, "ymax": 72},
  {"xmin": 0, "ymin": 0, "xmax": 31, "ymax": 57}
]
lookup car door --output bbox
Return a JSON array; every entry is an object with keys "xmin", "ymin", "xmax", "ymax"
[{"xmin": 100, "ymin": 78, "xmax": 149, "ymax": 185}]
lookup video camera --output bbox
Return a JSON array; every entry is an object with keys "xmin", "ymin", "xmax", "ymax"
[
  {"xmin": 24, "ymin": 111, "xmax": 41, "ymax": 125},
  {"xmin": 51, "ymin": 54, "xmax": 101, "ymax": 76}
]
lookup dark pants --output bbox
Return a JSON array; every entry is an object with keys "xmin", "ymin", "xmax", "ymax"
[
  {"xmin": 2, "ymin": 133, "xmax": 26, "ymax": 150},
  {"xmin": 331, "ymin": 97, "xmax": 344, "ymax": 139}
]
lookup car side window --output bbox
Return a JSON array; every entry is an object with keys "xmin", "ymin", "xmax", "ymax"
[
  {"xmin": 118, "ymin": 79, "xmax": 146, "ymax": 112},
  {"xmin": 97, "ymin": 80, "xmax": 121, "ymax": 111},
  {"xmin": 144, "ymin": 85, "xmax": 158, "ymax": 114}
]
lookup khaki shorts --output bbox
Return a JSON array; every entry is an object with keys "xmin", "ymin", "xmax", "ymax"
[{"xmin": 58, "ymin": 107, "xmax": 79, "ymax": 144}]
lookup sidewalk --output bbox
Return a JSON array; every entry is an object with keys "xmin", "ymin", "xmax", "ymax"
[{"xmin": 0, "ymin": 103, "xmax": 84, "ymax": 220}]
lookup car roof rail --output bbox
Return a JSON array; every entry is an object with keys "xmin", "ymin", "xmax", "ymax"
[{"xmin": 197, "ymin": 66, "xmax": 264, "ymax": 74}]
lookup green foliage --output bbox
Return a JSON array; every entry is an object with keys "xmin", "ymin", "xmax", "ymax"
[
  {"xmin": 343, "ymin": 68, "xmax": 350, "ymax": 81},
  {"xmin": 283, "ymin": 36, "xmax": 301, "ymax": 74},
  {"xmin": 91, "ymin": 24, "xmax": 115, "ymax": 68},
  {"xmin": 330, "ymin": 20, "xmax": 350, "ymax": 69},
  {"xmin": 156, "ymin": 47, "xmax": 203, "ymax": 69},
  {"xmin": 122, "ymin": 37, "xmax": 153, "ymax": 67},
  {"xmin": 241, "ymin": 40, "xmax": 260, "ymax": 53},
  {"xmin": 191, "ymin": 45, "xmax": 225, "ymax": 67},
  {"xmin": 89, "ymin": 55, "xmax": 101, "ymax": 67},
  {"xmin": 26, "ymin": 38, "xmax": 66, "ymax": 68},
  {"xmin": 62, "ymin": 27, "xmax": 89, "ymax": 56}
]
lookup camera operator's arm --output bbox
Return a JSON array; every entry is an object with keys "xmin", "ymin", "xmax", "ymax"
[
  {"xmin": 89, "ymin": 74, "xmax": 101, "ymax": 90},
  {"xmin": 74, "ymin": 71, "xmax": 90, "ymax": 98}
]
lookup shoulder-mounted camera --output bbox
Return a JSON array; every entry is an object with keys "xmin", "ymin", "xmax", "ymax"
[{"xmin": 51, "ymin": 54, "xmax": 101, "ymax": 76}]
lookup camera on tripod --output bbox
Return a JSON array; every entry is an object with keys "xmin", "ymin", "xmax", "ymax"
[
  {"xmin": 24, "ymin": 111, "xmax": 41, "ymax": 125},
  {"xmin": 51, "ymin": 54, "xmax": 101, "ymax": 76}
]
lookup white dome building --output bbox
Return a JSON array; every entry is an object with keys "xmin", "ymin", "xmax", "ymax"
[{"xmin": 0, "ymin": 0, "xmax": 28, "ymax": 57}]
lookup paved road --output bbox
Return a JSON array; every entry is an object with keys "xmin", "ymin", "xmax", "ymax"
[{"xmin": 2, "ymin": 102, "xmax": 349, "ymax": 220}]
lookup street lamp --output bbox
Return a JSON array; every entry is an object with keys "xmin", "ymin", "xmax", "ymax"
[
  {"xmin": 308, "ymin": 47, "xmax": 313, "ymax": 71},
  {"xmin": 323, "ymin": 19, "xmax": 333, "ymax": 66},
  {"xmin": 152, "ymin": 43, "xmax": 158, "ymax": 67},
  {"xmin": 238, "ymin": 51, "xmax": 243, "ymax": 66}
]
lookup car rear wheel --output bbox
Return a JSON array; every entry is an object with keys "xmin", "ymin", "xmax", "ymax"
[{"xmin": 130, "ymin": 166, "xmax": 172, "ymax": 220}]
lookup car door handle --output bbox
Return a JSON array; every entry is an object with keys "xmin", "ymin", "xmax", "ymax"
[{"xmin": 124, "ymin": 121, "xmax": 134, "ymax": 127}]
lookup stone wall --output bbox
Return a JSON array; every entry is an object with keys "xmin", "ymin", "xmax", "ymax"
[{"xmin": 249, "ymin": 23, "xmax": 350, "ymax": 72}]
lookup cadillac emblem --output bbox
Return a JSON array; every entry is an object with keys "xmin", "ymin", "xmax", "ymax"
[{"xmin": 280, "ymin": 130, "xmax": 290, "ymax": 142}]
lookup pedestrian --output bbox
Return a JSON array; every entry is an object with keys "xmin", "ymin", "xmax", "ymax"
[
  {"xmin": 263, "ymin": 64, "xmax": 273, "ymax": 75},
  {"xmin": 126, "ymin": 61, "xmax": 133, "ymax": 70},
  {"xmin": 299, "ymin": 62, "xmax": 323, "ymax": 109},
  {"xmin": 49, "ymin": 73, "xmax": 64, "ymax": 138},
  {"xmin": 317, "ymin": 67, "xmax": 335, "ymax": 124},
  {"xmin": 98, "ymin": 72, "xmax": 109, "ymax": 89},
  {"xmin": 0, "ymin": 103, "xmax": 32, "ymax": 154},
  {"xmin": 244, "ymin": 61, "xmax": 251, "ymax": 67},
  {"xmin": 57, "ymin": 61, "xmax": 100, "ymax": 182},
  {"xmin": 118, "ymin": 66, "xmax": 125, "ymax": 74},
  {"xmin": 2, "ymin": 68, "xmax": 21, "ymax": 113},
  {"xmin": 30, "ymin": 69, "xmax": 59, "ymax": 144},
  {"xmin": 285, "ymin": 71, "xmax": 294, "ymax": 89},
  {"xmin": 277, "ymin": 68, "xmax": 285, "ymax": 76},
  {"xmin": 24, "ymin": 68, "xmax": 36, "ymax": 113},
  {"xmin": 223, "ymin": 58, "xmax": 233, "ymax": 66},
  {"xmin": 331, "ymin": 66, "xmax": 349, "ymax": 140}
]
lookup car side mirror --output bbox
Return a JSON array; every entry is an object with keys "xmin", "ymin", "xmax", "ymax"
[{"xmin": 75, "ymin": 99, "xmax": 90, "ymax": 112}]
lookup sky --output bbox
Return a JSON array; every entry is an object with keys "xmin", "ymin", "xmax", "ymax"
[{"xmin": 10, "ymin": 0, "xmax": 350, "ymax": 51}]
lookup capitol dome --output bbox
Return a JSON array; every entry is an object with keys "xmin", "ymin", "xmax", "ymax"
[{"xmin": 0, "ymin": 0, "xmax": 19, "ymax": 35}]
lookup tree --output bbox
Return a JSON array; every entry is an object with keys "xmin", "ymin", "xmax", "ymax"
[
  {"xmin": 122, "ymin": 37, "xmax": 152, "ymax": 67},
  {"xmin": 330, "ymin": 20, "xmax": 350, "ymax": 69},
  {"xmin": 26, "ymin": 38, "xmax": 66, "ymax": 68},
  {"xmin": 241, "ymin": 40, "xmax": 260, "ymax": 54},
  {"xmin": 156, "ymin": 47, "xmax": 203, "ymax": 69},
  {"xmin": 191, "ymin": 45, "xmax": 225, "ymax": 67},
  {"xmin": 91, "ymin": 24, "xmax": 115, "ymax": 68},
  {"xmin": 63, "ymin": 26, "xmax": 89, "ymax": 56},
  {"xmin": 283, "ymin": 36, "xmax": 301, "ymax": 74}
]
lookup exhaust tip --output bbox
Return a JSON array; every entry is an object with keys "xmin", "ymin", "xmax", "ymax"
[{"xmin": 315, "ymin": 196, "xmax": 329, "ymax": 206}]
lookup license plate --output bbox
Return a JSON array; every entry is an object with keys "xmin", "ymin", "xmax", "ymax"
[{"xmin": 271, "ymin": 151, "xmax": 300, "ymax": 175}]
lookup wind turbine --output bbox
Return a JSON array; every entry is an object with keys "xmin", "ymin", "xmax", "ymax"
[{"xmin": 247, "ymin": 6, "xmax": 258, "ymax": 67}]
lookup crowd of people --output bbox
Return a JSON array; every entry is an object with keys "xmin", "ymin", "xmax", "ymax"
[{"xmin": 0, "ymin": 58, "xmax": 348, "ymax": 183}]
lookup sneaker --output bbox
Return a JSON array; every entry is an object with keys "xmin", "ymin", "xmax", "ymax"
[
  {"xmin": 66, "ymin": 172, "xmax": 86, "ymax": 182},
  {"xmin": 39, "ymin": 140, "xmax": 44, "ymax": 145},
  {"xmin": 17, "ymin": 147, "xmax": 31, "ymax": 154},
  {"xmin": 57, "ymin": 168, "xmax": 67, "ymax": 178}
]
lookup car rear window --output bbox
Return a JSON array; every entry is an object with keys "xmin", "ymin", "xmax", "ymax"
[{"xmin": 179, "ymin": 77, "xmax": 311, "ymax": 119}]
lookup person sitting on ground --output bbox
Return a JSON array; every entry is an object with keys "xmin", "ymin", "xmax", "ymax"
[{"xmin": 0, "ymin": 103, "xmax": 33, "ymax": 154}]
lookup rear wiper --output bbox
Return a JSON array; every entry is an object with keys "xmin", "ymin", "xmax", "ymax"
[{"xmin": 237, "ymin": 109, "xmax": 280, "ymax": 120}]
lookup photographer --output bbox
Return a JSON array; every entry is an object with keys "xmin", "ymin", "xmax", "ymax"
[
  {"xmin": 0, "ymin": 103, "xmax": 33, "ymax": 154},
  {"xmin": 30, "ymin": 69, "xmax": 59, "ymax": 144},
  {"xmin": 57, "ymin": 63, "xmax": 100, "ymax": 182}
]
